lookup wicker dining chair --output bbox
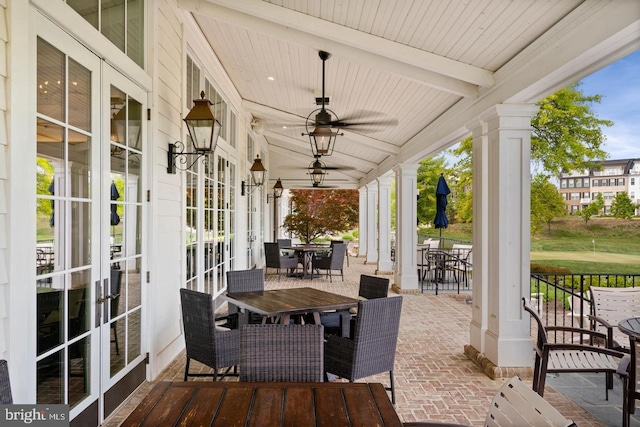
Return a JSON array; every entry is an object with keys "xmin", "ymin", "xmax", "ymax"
[
  {"xmin": 0, "ymin": 359, "xmax": 13, "ymax": 404},
  {"xmin": 312, "ymin": 243, "xmax": 346, "ymax": 282},
  {"xmin": 224, "ymin": 269, "xmax": 265, "ymax": 327},
  {"xmin": 325, "ymin": 296, "xmax": 403, "ymax": 405},
  {"xmin": 321, "ymin": 274, "xmax": 390, "ymax": 337},
  {"xmin": 240, "ymin": 324, "xmax": 324, "ymax": 382},
  {"xmin": 180, "ymin": 288, "xmax": 240, "ymax": 381},
  {"xmin": 264, "ymin": 242, "xmax": 299, "ymax": 280}
]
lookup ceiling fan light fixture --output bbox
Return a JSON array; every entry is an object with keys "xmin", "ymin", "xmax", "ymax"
[
  {"xmin": 309, "ymin": 125, "xmax": 340, "ymax": 156},
  {"xmin": 308, "ymin": 157, "xmax": 327, "ymax": 186}
]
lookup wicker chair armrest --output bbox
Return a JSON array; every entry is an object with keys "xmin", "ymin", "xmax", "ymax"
[{"xmin": 338, "ymin": 312, "xmax": 354, "ymax": 338}]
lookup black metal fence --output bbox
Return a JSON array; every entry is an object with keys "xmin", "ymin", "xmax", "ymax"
[{"xmin": 529, "ymin": 273, "xmax": 640, "ymax": 330}]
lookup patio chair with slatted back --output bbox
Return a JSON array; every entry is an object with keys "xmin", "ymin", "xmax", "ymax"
[
  {"xmin": 0, "ymin": 359, "xmax": 13, "ymax": 404},
  {"xmin": 240, "ymin": 324, "xmax": 324, "ymax": 382},
  {"xmin": 225, "ymin": 269, "xmax": 265, "ymax": 327},
  {"xmin": 403, "ymin": 376, "xmax": 576, "ymax": 427},
  {"xmin": 180, "ymin": 288, "xmax": 240, "ymax": 381},
  {"xmin": 312, "ymin": 243, "xmax": 346, "ymax": 282},
  {"xmin": 589, "ymin": 286, "xmax": 640, "ymax": 352},
  {"xmin": 325, "ymin": 296, "xmax": 403, "ymax": 405},
  {"xmin": 522, "ymin": 297, "xmax": 624, "ymax": 399},
  {"xmin": 264, "ymin": 242, "xmax": 299, "ymax": 280},
  {"xmin": 321, "ymin": 274, "xmax": 390, "ymax": 337}
]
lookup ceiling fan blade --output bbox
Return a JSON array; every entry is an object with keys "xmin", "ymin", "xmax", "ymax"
[
  {"xmin": 330, "ymin": 119, "xmax": 399, "ymax": 128},
  {"xmin": 279, "ymin": 164, "xmax": 355, "ymax": 171}
]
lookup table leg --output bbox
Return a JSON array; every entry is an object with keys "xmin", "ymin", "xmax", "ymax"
[{"xmin": 312, "ymin": 312, "xmax": 321, "ymax": 325}]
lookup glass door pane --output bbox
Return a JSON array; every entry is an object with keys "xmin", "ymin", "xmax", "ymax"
[
  {"xmin": 35, "ymin": 35, "xmax": 97, "ymax": 410},
  {"xmin": 106, "ymin": 81, "xmax": 144, "ymax": 380}
]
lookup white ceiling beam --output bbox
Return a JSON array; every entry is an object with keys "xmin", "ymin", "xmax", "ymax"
[
  {"xmin": 178, "ymin": 0, "xmax": 489, "ymax": 97},
  {"xmin": 244, "ymin": 100, "xmax": 400, "ymax": 156}
]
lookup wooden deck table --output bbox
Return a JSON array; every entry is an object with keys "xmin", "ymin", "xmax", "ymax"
[
  {"xmin": 121, "ymin": 381, "xmax": 403, "ymax": 426},
  {"xmin": 225, "ymin": 287, "xmax": 359, "ymax": 325}
]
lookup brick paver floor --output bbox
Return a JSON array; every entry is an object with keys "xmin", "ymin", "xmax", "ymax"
[{"xmin": 103, "ymin": 253, "xmax": 607, "ymax": 426}]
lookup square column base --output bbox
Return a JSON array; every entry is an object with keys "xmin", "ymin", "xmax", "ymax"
[{"xmin": 464, "ymin": 345, "xmax": 533, "ymax": 380}]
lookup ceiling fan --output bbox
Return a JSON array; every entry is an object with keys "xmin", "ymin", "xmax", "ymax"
[{"xmin": 301, "ymin": 51, "xmax": 398, "ymax": 157}]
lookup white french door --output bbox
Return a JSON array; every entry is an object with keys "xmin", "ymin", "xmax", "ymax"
[{"xmin": 34, "ymin": 11, "xmax": 146, "ymax": 423}]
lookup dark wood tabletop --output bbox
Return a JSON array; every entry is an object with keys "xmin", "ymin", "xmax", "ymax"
[
  {"xmin": 225, "ymin": 287, "xmax": 359, "ymax": 325},
  {"xmin": 121, "ymin": 381, "xmax": 403, "ymax": 427},
  {"xmin": 618, "ymin": 317, "xmax": 640, "ymax": 338}
]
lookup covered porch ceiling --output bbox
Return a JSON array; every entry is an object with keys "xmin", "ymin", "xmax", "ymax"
[{"xmin": 178, "ymin": 0, "xmax": 640, "ymax": 190}]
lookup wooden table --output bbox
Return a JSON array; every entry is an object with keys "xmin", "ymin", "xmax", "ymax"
[
  {"xmin": 121, "ymin": 381, "xmax": 403, "ymax": 427},
  {"xmin": 225, "ymin": 287, "xmax": 358, "ymax": 325}
]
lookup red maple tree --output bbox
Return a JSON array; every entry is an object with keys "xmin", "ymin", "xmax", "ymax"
[{"xmin": 283, "ymin": 189, "xmax": 359, "ymax": 242}]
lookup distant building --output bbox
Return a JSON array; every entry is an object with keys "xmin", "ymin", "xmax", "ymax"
[{"xmin": 558, "ymin": 159, "xmax": 640, "ymax": 216}]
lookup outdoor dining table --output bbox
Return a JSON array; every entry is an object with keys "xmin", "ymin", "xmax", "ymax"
[
  {"xmin": 282, "ymin": 244, "xmax": 331, "ymax": 279},
  {"xmin": 120, "ymin": 381, "xmax": 403, "ymax": 426},
  {"xmin": 618, "ymin": 317, "xmax": 640, "ymax": 338},
  {"xmin": 224, "ymin": 287, "xmax": 359, "ymax": 325}
]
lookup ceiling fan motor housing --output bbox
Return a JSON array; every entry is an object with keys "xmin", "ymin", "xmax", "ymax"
[{"xmin": 315, "ymin": 109, "xmax": 333, "ymax": 125}]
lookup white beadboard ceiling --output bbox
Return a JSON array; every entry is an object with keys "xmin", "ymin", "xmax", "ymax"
[{"xmin": 178, "ymin": 0, "xmax": 640, "ymax": 189}]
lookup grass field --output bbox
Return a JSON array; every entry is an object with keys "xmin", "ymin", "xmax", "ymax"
[{"xmin": 437, "ymin": 216, "xmax": 640, "ymax": 274}]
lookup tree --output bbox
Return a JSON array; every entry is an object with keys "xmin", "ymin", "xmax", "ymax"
[
  {"xmin": 579, "ymin": 192, "xmax": 604, "ymax": 224},
  {"xmin": 448, "ymin": 84, "xmax": 612, "ymax": 223},
  {"xmin": 530, "ymin": 174, "xmax": 566, "ymax": 234},
  {"xmin": 449, "ymin": 137, "xmax": 473, "ymax": 223},
  {"xmin": 532, "ymin": 83, "xmax": 612, "ymax": 176},
  {"xmin": 610, "ymin": 192, "xmax": 637, "ymax": 219},
  {"xmin": 283, "ymin": 189, "xmax": 359, "ymax": 243},
  {"xmin": 416, "ymin": 154, "xmax": 448, "ymax": 226}
]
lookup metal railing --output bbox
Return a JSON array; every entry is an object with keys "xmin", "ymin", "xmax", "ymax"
[{"xmin": 529, "ymin": 273, "xmax": 640, "ymax": 331}]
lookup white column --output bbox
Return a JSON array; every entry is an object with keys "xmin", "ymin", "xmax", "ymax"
[
  {"xmin": 466, "ymin": 118, "xmax": 488, "ymax": 354},
  {"xmin": 480, "ymin": 104, "xmax": 539, "ymax": 367},
  {"xmin": 365, "ymin": 182, "xmax": 378, "ymax": 264},
  {"xmin": 358, "ymin": 188, "xmax": 367, "ymax": 257},
  {"xmin": 376, "ymin": 175, "xmax": 393, "ymax": 274},
  {"xmin": 393, "ymin": 164, "xmax": 419, "ymax": 292}
]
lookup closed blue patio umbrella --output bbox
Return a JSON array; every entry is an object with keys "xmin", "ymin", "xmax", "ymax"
[
  {"xmin": 110, "ymin": 182, "xmax": 120, "ymax": 226},
  {"xmin": 433, "ymin": 174, "xmax": 450, "ymax": 237}
]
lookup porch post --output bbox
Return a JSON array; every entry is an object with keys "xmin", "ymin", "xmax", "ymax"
[
  {"xmin": 466, "ymin": 118, "xmax": 488, "ymax": 354},
  {"xmin": 376, "ymin": 175, "xmax": 393, "ymax": 274},
  {"xmin": 392, "ymin": 163, "xmax": 419, "ymax": 292},
  {"xmin": 358, "ymin": 187, "xmax": 367, "ymax": 257},
  {"xmin": 480, "ymin": 104, "xmax": 539, "ymax": 368},
  {"xmin": 365, "ymin": 182, "xmax": 378, "ymax": 264}
]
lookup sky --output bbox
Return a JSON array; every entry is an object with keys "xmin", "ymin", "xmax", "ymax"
[{"xmin": 579, "ymin": 49, "xmax": 640, "ymax": 160}]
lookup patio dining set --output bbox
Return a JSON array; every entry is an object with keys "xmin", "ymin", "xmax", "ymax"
[{"xmin": 265, "ymin": 239, "xmax": 349, "ymax": 282}]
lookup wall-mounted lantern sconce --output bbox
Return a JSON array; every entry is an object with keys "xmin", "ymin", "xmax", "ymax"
[
  {"xmin": 241, "ymin": 155, "xmax": 267, "ymax": 195},
  {"xmin": 167, "ymin": 91, "xmax": 221, "ymax": 174},
  {"xmin": 267, "ymin": 178, "xmax": 284, "ymax": 203}
]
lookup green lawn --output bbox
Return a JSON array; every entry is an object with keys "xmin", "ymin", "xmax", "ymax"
[{"xmin": 441, "ymin": 217, "xmax": 640, "ymax": 274}]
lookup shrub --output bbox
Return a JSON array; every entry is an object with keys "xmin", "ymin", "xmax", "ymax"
[{"xmin": 530, "ymin": 263, "xmax": 572, "ymax": 274}]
